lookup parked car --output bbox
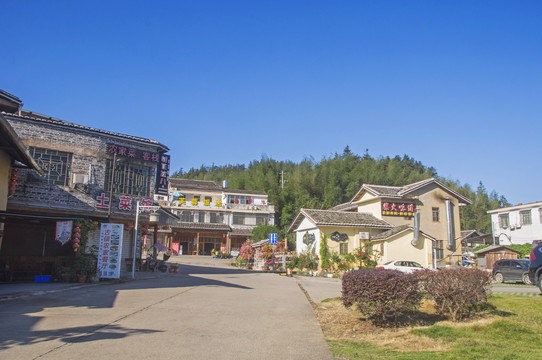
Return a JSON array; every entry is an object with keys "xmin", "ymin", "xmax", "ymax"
[
  {"xmin": 492, "ymin": 258, "xmax": 531, "ymax": 284},
  {"xmin": 376, "ymin": 260, "xmax": 427, "ymax": 273},
  {"xmin": 528, "ymin": 242, "xmax": 542, "ymax": 292}
]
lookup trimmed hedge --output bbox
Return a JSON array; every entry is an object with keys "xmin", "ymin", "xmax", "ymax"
[
  {"xmin": 342, "ymin": 269, "xmax": 422, "ymax": 323},
  {"xmin": 417, "ymin": 268, "xmax": 491, "ymax": 321}
]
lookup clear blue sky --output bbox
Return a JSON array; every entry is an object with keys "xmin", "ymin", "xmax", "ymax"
[{"xmin": 2, "ymin": 1, "xmax": 541, "ymax": 205}]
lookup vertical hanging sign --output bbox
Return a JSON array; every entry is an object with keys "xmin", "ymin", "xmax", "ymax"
[
  {"xmin": 156, "ymin": 154, "xmax": 170, "ymax": 195},
  {"xmin": 97, "ymin": 223, "xmax": 124, "ymax": 279}
]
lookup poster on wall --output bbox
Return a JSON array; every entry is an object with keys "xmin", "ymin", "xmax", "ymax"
[
  {"xmin": 55, "ymin": 221, "xmax": 73, "ymax": 245},
  {"xmin": 97, "ymin": 223, "xmax": 124, "ymax": 279}
]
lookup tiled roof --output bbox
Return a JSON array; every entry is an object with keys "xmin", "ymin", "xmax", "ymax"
[
  {"xmin": 172, "ymin": 222, "xmax": 231, "ymax": 231},
  {"xmin": 288, "ymin": 208, "xmax": 392, "ymax": 232},
  {"xmin": 230, "ymin": 227, "xmax": 254, "ymax": 236},
  {"xmin": 169, "ymin": 178, "xmax": 222, "ymax": 192},
  {"xmin": 0, "ymin": 114, "xmax": 42, "ymax": 172},
  {"xmin": 353, "ymin": 178, "xmax": 472, "ymax": 205},
  {"xmin": 329, "ymin": 202, "xmax": 358, "ymax": 212},
  {"xmin": 370, "ymin": 225, "xmax": 436, "ymax": 242},
  {"xmin": 474, "ymin": 245, "xmax": 521, "ymax": 255},
  {"xmin": 4, "ymin": 111, "xmax": 169, "ymax": 152}
]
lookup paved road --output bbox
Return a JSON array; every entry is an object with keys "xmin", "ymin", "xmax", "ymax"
[{"xmin": 0, "ymin": 257, "xmax": 332, "ymax": 360}]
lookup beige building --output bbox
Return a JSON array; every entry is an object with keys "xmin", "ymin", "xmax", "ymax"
[{"xmin": 289, "ymin": 178, "xmax": 471, "ymax": 268}]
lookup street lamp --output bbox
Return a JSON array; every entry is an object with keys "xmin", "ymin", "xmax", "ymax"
[{"xmin": 132, "ymin": 200, "xmax": 161, "ymax": 279}]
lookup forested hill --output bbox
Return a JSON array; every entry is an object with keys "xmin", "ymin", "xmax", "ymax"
[{"xmin": 171, "ymin": 147, "xmax": 509, "ymax": 238}]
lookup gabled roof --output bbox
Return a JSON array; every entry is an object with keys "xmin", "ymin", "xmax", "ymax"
[
  {"xmin": 329, "ymin": 202, "xmax": 358, "ymax": 212},
  {"xmin": 487, "ymin": 201, "xmax": 542, "ymax": 214},
  {"xmin": 351, "ymin": 178, "xmax": 472, "ymax": 205},
  {"xmin": 474, "ymin": 245, "xmax": 522, "ymax": 255},
  {"xmin": 0, "ymin": 89, "xmax": 23, "ymax": 114},
  {"xmin": 288, "ymin": 208, "xmax": 392, "ymax": 233},
  {"xmin": 370, "ymin": 224, "xmax": 436, "ymax": 242}
]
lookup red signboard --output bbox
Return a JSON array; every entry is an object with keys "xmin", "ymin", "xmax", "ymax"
[{"xmin": 382, "ymin": 202, "xmax": 416, "ymax": 217}]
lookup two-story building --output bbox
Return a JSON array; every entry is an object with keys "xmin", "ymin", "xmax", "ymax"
[
  {"xmin": 488, "ymin": 202, "xmax": 542, "ymax": 245},
  {"xmin": 1, "ymin": 92, "xmax": 175, "ymax": 279},
  {"xmin": 159, "ymin": 178, "xmax": 275, "ymax": 255},
  {"xmin": 289, "ymin": 178, "xmax": 472, "ymax": 268}
]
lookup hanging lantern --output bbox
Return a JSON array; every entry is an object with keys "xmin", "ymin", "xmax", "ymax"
[{"xmin": 8, "ymin": 169, "xmax": 18, "ymax": 195}]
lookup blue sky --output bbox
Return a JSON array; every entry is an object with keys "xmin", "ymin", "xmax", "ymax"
[{"xmin": 2, "ymin": 1, "xmax": 541, "ymax": 205}]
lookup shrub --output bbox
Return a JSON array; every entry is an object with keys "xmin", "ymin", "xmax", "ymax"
[
  {"xmin": 342, "ymin": 269, "xmax": 422, "ymax": 324},
  {"xmin": 320, "ymin": 235, "xmax": 331, "ymax": 270},
  {"xmin": 239, "ymin": 240, "xmax": 255, "ymax": 264},
  {"xmin": 417, "ymin": 268, "xmax": 491, "ymax": 321}
]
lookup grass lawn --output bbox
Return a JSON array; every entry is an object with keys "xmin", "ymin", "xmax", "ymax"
[{"xmin": 324, "ymin": 294, "xmax": 542, "ymax": 360}]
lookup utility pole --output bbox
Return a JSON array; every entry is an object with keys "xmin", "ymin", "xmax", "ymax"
[{"xmin": 280, "ymin": 170, "xmax": 286, "ymax": 189}]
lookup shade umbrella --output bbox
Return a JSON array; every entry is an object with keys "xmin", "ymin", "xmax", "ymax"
[{"xmin": 153, "ymin": 243, "xmax": 169, "ymax": 252}]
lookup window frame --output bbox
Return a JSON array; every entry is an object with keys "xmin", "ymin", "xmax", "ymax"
[
  {"xmin": 432, "ymin": 207, "xmax": 440, "ymax": 222},
  {"xmin": 520, "ymin": 210, "xmax": 532, "ymax": 226}
]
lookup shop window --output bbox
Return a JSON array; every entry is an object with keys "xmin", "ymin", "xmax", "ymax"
[
  {"xmin": 105, "ymin": 160, "xmax": 152, "ymax": 197},
  {"xmin": 432, "ymin": 207, "xmax": 440, "ymax": 222},
  {"xmin": 499, "ymin": 214, "xmax": 509, "ymax": 228},
  {"xmin": 520, "ymin": 210, "xmax": 532, "ymax": 225},
  {"xmin": 29, "ymin": 147, "xmax": 73, "ymax": 186},
  {"xmin": 339, "ymin": 242, "xmax": 348, "ymax": 254}
]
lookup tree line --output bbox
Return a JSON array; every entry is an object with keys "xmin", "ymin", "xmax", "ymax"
[{"xmin": 171, "ymin": 146, "xmax": 509, "ymax": 239}]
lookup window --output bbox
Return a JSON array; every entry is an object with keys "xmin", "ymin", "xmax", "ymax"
[
  {"xmin": 432, "ymin": 207, "xmax": 440, "ymax": 222},
  {"xmin": 29, "ymin": 147, "xmax": 73, "ymax": 186},
  {"xmin": 198, "ymin": 211, "xmax": 206, "ymax": 223},
  {"xmin": 233, "ymin": 213, "xmax": 246, "ymax": 225},
  {"xmin": 499, "ymin": 214, "xmax": 509, "ymax": 228},
  {"xmin": 227, "ymin": 195, "xmax": 253, "ymax": 205},
  {"xmin": 210, "ymin": 212, "xmax": 224, "ymax": 224},
  {"xmin": 434, "ymin": 240, "xmax": 444, "ymax": 259},
  {"xmin": 105, "ymin": 160, "xmax": 153, "ymax": 197},
  {"xmin": 180, "ymin": 211, "xmax": 194, "ymax": 222},
  {"xmin": 539, "ymin": 209, "xmax": 542, "ymax": 224},
  {"xmin": 520, "ymin": 210, "xmax": 532, "ymax": 225},
  {"xmin": 339, "ymin": 242, "xmax": 348, "ymax": 254},
  {"xmin": 255, "ymin": 214, "xmax": 269, "ymax": 225}
]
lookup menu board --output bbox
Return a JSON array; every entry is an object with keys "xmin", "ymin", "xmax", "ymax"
[{"xmin": 97, "ymin": 223, "xmax": 124, "ymax": 279}]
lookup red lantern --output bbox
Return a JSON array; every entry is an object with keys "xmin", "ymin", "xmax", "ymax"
[
  {"xmin": 74, "ymin": 227, "xmax": 81, "ymax": 234},
  {"xmin": 73, "ymin": 233, "xmax": 80, "ymax": 240},
  {"xmin": 73, "ymin": 243, "xmax": 80, "ymax": 249}
]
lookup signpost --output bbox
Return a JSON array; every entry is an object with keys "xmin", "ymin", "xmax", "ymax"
[{"xmin": 269, "ymin": 233, "xmax": 278, "ymax": 270}]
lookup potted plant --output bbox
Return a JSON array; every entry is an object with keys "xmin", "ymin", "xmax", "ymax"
[
  {"xmin": 169, "ymin": 263, "xmax": 180, "ymax": 273},
  {"xmin": 74, "ymin": 255, "xmax": 96, "ymax": 283}
]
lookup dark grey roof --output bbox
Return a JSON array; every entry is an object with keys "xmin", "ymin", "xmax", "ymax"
[
  {"xmin": 353, "ymin": 178, "xmax": 472, "ymax": 205},
  {"xmin": 474, "ymin": 245, "xmax": 522, "ymax": 255},
  {"xmin": 4, "ymin": 111, "xmax": 169, "ymax": 152},
  {"xmin": 370, "ymin": 225, "xmax": 436, "ymax": 242},
  {"xmin": 230, "ymin": 227, "xmax": 253, "ymax": 236},
  {"xmin": 169, "ymin": 178, "xmax": 222, "ymax": 192},
  {"xmin": 288, "ymin": 208, "xmax": 392, "ymax": 232},
  {"xmin": 329, "ymin": 202, "xmax": 358, "ymax": 212},
  {"xmin": 172, "ymin": 222, "xmax": 231, "ymax": 231},
  {"xmin": 0, "ymin": 114, "xmax": 42, "ymax": 172},
  {"xmin": 223, "ymin": 188, "xmax": 267, "ymax": 196}
]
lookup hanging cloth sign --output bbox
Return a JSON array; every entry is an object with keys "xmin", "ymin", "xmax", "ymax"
[{"xmin": 55, "ymin": 221, "xmax": 73, "ymax": 245}]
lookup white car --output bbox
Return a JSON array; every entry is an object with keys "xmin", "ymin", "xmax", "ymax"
[{"xmin": 376, "ymin": 260, "xmax": 427, "ymax": 273}]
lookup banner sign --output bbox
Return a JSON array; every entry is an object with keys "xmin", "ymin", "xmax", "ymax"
[
  {"xmin": 107, "ymin": 144, "xmax": 160, "ymax": 163},
  {"xmin": 55, "ymin": 221, "xmax": 73, "ymax": 245},
  {"xmin": 155, "ymin": 154, "xmax": 170, "ymax": 195},
  {"xmin": 97, "ymin": 223, "xmax": 124, "ymax": 279},
  {"xmin": 382, "ymin": 202, "xmax": 416, "ymax": 217}
]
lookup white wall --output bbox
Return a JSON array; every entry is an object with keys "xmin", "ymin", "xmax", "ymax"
[
  {"xmin": 491, "ymin": 206, "xmax": 542, "ymax": 245},
  {"xmin": 295, "ymin": 217, "xmax": 320, "ymax": 254}
]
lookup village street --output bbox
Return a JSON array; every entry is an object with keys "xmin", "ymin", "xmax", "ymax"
[{"xmin": 0, "ymin": 256, "xmax": 332, "ymax": 360}]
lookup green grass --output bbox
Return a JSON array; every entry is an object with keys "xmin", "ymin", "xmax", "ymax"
[{"xmin": 327, "ymin": 295, "xmax": 542, "ymax": 360}]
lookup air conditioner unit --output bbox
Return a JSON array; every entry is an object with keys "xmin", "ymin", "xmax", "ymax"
[
  {"xmin": 72, "ymin": 174, "xmax": 89, "ymax": 185},
  {"xmin": 359, "ymin": 232, "xmax": 370, "ymax": 240}
]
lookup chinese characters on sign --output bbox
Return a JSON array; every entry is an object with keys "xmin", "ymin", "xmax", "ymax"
[
  {"xmin": 155, "ymin": 154, "xmax": 170, "ymax": 195},
  {"xmin": 382, "ymin": 202, "xmax": 416, "ymax": 217},
  {"xmin": 55, "ymin": 221, "xmax": 73, "ymax": 245},
  {"xmin": 107, "ymin": 144, "xmax": 160, "ymax": 163},
  {"xmin": 97, "ymin": 223, "xmax": 124, "ymax": 279},
  {"xmin": 95, "ymin": 193, "xmax": 110, "ymax": 209},
  {"xmin": 95, "ymin": 193, "xmax": 153, "ymax": 212}
]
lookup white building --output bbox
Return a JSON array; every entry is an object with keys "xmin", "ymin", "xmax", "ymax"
[
  {"xmin": 157, "ymin": 178, "xmax": 275, "ymax": 254},
  {"xmin": 488, "ymin": 202, "xmax": 542, "ymax": 245}
]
